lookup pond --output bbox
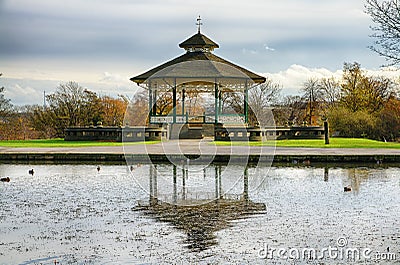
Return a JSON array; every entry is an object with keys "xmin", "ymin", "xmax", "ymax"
[{"xmin": 0, "ymin": 163, "xmax": 399, "ymax": 264}]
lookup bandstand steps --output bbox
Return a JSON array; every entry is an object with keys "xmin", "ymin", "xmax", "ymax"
[
  {"xmin": 181, "ymin": 127, "xmax": 203, "ymax": 139},
  {"xmin": 201, "ymin": 124, "xmax": 214, "ymax": 138}
]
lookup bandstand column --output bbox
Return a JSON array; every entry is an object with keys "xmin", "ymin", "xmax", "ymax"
[
  {"xmin": 218, "ymin": 91, "xmax": 222, "ymax": 114},
  {"xmin": 182, "ymin": 89, "xmax": 185, "ymax": 117},
  {"xmin": 214, "ymin": 81, "xmax": 219, "ymax": 124},
  {"xmin": 148, "ymin": 80, "xmax": 153, "ymax": 119},
  {"xmin": 173, "ymin": 79, "xmax": 177, "ymax": 123},
  {"xmin": 152, "ymin": 89, "xmax": 157, "ymax": 117},
  {"xmin": 244, "ymin": 81, "xmax": 249, "ymax": 124}
]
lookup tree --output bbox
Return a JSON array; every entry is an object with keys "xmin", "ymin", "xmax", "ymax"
[
  {"xmin": 319, "ymin": 77, "xmax": 341, "ymax": 108},
  {"xmin": 0, "ymin": 73, "xmax": 15, "ymax": 139},
  {"xmin": 365, "ymin": 0, "xmax": 400, "ymax": 65},
  {"xmin": 184, "ymin": 89, "xmax": 204, "ymax": 116},
  {"xmin": 328, "ymin": 106, "xmax": 379, "ymax": 138},
  {"xmin": 46, "ymin": 81, "xmax": 104, "ymax": 127},
  {"xmin": 30, "ymin": 81, "xmax": 104, "ymax": 137},
  {"xmin": 100, "ymin": 96, "xmax": 128, "ymax": 126},
  {"xmin": 220, "ymin": 78, "xmax": 281, "ymax": 126},
  {"xmin": 124, "ymin": 90, "xmax": 149, "ymax": 126},
  {"xmin": 377, "ymin": 96, "xmax": 400, "ymax": 141},
  {"xmin": 248, "ymin": 80, "xmax": 281, "ymax": 126},
  {"xmin": 273, "ymin": 95, "xmax": 306, "ymax": 126},
  {"xmin": 340, "ymin": 62, "xmax": 395, "ymax": 113},
  {"xmin": 30, "ymin": 105, "xmax": 62, "ymax": 138},
  {"xmin": 326, "ymin": 62, "xmax": 398, "ymax": 140},
  {"xmin": 0, "ymin": 73, "xmax": 13, "ymax": 122},
  {"xmin": 301, "ymin": 78, "xmax": 323, "ymax": 125}
]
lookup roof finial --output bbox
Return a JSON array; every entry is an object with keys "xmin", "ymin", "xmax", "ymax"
[{"xmin": 196, "ymin": 15, "xmax": 202, "ymax": 33}]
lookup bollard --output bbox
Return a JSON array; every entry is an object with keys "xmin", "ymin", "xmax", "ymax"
[{"xmin": 324, "ymin": 121, "xmax": 329, "ymax": 145}]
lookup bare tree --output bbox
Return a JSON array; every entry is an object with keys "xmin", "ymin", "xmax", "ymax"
[
  {"xmin": 319, "ymin": 77, "xmax": 341, "ymax": 107},
  {"xmin": 0, "ymin": 73, "xmax": 13, "ymax": 122},
  {"xmin": 124, "ymin": 90, "xmax": 149, "ymax": 126},
  {"xmin": 302, "ymin": 78, "xmax": 322, "ymax": 125},
  {"xmin": 220, "ymin": 78, "xmax": 281, "ymax": 126},
  {"xmin": 248, "ymin": 80, "xmax": 281, "ymax": 126},
  {"xmin": 365, "ymin": 0, "xmax": 400, "ymax": 65},
  {"xmin": 273, "ymin": 96, "xmax": 305, "ymax": 126}
]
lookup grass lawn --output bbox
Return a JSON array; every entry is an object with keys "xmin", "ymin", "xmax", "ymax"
[
  {"xmin": 0, "ymin": 138, "xmax": 158, "ymax": 148},
  {"xmin": 1, "ymin": 138, "xmax": 399, "ymax": 149},
  {"xmin": 214, "ymin": 138, "xmax": 400, "ymax": 149}
]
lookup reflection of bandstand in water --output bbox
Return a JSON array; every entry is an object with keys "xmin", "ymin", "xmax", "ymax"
[{"xmin": 134, "ymin": 164, "xmax": 266, "ymax": 251}]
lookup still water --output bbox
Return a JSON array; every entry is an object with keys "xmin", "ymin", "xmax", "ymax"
[{"xmin": 0, "ymin": 163, "xmax": 399, "ymax": 264}]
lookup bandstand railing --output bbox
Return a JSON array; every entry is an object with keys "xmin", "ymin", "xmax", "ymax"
[{"xmin": 149, "ymin": 113, "xmax": 245, "ymax": 125}]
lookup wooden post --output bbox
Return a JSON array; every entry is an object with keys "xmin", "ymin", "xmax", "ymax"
[{"xmin": 324, "ymin": 121, "xmax": 329, "ymax": 144}]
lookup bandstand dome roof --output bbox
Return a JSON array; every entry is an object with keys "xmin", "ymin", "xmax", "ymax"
[
  {"xmin": 178, "ymin": 32, "xmax": 219, "ymax": 51},
  {"xmin": 130, "ymin": 26, "xmax": 266, "ymax": 87}
]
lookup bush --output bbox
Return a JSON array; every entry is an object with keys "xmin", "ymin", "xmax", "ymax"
[
  {"xmin": 377, "ymin": 98, "xmax": 400, "ymax": 142},
  {"xmin": 328, "ymin": 107, "xmax": 378, "ymax": 139}
]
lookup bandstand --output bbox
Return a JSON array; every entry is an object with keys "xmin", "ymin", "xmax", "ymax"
[{"xmin": 130, "ymin": 17, "xmax": 266, "ymax": 140}]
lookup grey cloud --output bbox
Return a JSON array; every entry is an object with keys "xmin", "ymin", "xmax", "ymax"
[{"xmin": 0, "ymin": 0, "xmax": 390, "ymax": 106}]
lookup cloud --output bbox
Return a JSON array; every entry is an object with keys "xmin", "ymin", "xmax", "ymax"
[
  {"xmin": 100, "ymin": 72, "xmax": 127, "ymax": 83},
  {"xmin": 4, "ymin": 83, "xmax": 44, "ymax": 106},
  {"xmin": 0, "ymin": 0, "xmax": 393, "ymax": 105},
  {"xmin": 264, "ymin": 45, "xmax": 275, "ymax": 52},
  {"xmin": 263, "ymin": 64, "xmax": 400, "ymax": 96},
  {"xmin": 0, "ymin": 0, "xmax": 385, "ymax": 72},
  {"xmin": 3, "ymin": 64, "xmax": 398, "ymax": 106},
  {"xmin": 264, "ymin": 65, "xmax": 339, "ymax": 95},
  {"xmin": 241, "ymin": 48, "xmax": 258, "ymax": 55},
  {"xmin": 1, "ymin": 73, "xmax": 138, "ymax": 106}
]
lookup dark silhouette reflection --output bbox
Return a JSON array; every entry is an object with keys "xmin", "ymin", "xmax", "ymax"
[
  {"xmin": 324, "ymin": 167, "xmax": 329, "ymax": 182},
  {"xmin": 135, "ymin": 164, "xmax": 266, "ymax": 252}
]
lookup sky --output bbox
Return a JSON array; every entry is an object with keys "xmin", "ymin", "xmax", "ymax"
[{"xmin": 0, "ymin": 0, "xmax": 399, "ymax": 105}]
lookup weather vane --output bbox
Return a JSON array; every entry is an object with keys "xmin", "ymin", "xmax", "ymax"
[{"xmin": 196, "ymin": 15, "xmax": 202, "ymax": 33}]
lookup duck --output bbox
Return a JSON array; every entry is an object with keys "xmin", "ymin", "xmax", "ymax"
[
  {"xmin": 344, "ymin": 186, "xmax": 352, "ymax": 192},
  {"xmin": 0, "ymin": 177, "xmax": 10, "ymax": 182},
  {"xmin": 28, "ymin": 169, "xmax": 34, "ymax": 175}
]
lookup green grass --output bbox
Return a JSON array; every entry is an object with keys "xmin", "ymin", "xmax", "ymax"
[
  {"xmin": 1, "ymin": 137, "xmax": 400, "ymax": 149},
  {"xmin": 214, "ymin": 138, "xmax": 400, "ymax": 149},
  {"xmin": 0, "ymin": 138, "xmax": 159, "ymax": 148}
]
